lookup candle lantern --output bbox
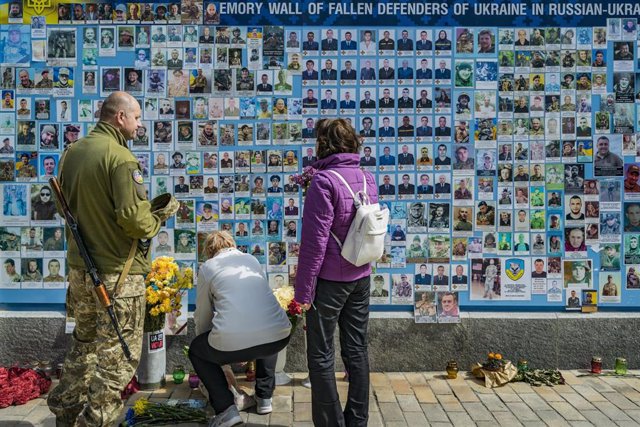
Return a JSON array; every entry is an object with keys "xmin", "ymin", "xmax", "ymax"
[
  {"xmin": 615, "ymin": 358, "xmax": 628, "ymax": 376},
  {"xmin": 446, "ymin": 360, "xmax": 459, "ymax": 379},
  {"xmin": 172, "ymin": 365, "xmax": 186, "ymax": 384}
]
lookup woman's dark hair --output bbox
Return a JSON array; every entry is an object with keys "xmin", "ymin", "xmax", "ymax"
[{"xmin": 315, "ymin": 118, "xmax": 362, "ymax": 159}]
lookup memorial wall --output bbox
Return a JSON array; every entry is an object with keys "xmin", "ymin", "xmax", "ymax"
[{"xmin": 0, "ymin": 0, "xmax": 639, "ymax": 324}]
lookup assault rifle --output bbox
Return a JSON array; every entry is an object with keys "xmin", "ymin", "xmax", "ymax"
[{"xmin": 49, "ymin": 177, "xmax": 132, "ymax": 361}]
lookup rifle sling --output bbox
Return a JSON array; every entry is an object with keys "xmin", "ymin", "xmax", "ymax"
[{"xmin": 112, "ymin": 239, "xmax": 138, "ymax": 299}]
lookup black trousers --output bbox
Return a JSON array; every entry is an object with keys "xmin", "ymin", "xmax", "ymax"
[
  {"xmin": 306, "ymin": 276, "xmax": 371, "ymax": 427},
  {"xmin": 188, "ymin": 332, "xmax": 290, "ymax": 414}
]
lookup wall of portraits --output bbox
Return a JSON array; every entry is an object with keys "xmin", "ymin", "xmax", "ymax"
[{"xmin": 0, "ymin": 1, "xmax": 639, "ymax": 322}]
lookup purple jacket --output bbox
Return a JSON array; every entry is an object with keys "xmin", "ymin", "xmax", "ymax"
[{"xmin": 295, "ymin": 153, "xmax": 378, "ymax": 304}]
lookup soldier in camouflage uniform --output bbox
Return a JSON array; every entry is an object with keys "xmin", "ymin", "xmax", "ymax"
[
  {"xmin": 0, "ymin": 228, "xmax": 20, "ymax": 251},
  {"xmin": 17, "ymin": 153, "xmax": 36, "ymax": 178},
  {"xmin": 407, "ymin": 235, "xmax": 425, "ymax": 258},
  {"xmin": 43, "ymin": 259, "xmax": 65, "ymax": 282},
  {"xmin": 429, "ymin": 235, "xmax": 450, "ymax": 259},
  {"xmin": 47, "ymin": 92, "xmax": 176, "ymax": 427},
  {"xmin": 35, "ymin": 69, "xmax": 53, "ymax": 88}
]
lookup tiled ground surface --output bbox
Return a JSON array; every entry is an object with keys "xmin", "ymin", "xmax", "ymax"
[{"xmin": 1, "ymin": 371, "xmax": 640, "ymax": 426}]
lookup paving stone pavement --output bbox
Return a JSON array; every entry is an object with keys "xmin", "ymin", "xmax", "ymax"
[{"xmin": 1, "ymin": 371, "xmax": 640, "ymax": 426}]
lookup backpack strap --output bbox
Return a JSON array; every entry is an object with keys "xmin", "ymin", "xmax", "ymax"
[
  {"xmin": 326, "ymin": 169, "xmax": 369, "ymax": 249},
  {"xmin": 327, "ymin": 170, "xmax": 356, "ymax": 199},
  {"xmin": 327, "ymin": 169, "xmax": 369, "ymax": 207}
]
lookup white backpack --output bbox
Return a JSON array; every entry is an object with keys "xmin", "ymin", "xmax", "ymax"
[{"xmin": 327, "ymin": 170, "xmax": 390, "ymax": 267}]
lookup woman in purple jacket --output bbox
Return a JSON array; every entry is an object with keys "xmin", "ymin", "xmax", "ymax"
[{"xmin": 295, "ymin": 118, "xmax": 378, "ymax": 427}]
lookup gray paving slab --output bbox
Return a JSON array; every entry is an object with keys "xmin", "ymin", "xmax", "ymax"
[{"xmin": 3, "ymin": 371, "xmax": 640, "ymax": 427}]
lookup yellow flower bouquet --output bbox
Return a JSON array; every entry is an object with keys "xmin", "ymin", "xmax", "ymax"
[{"xmin": 144, "ymin": 257, "xmax": 193, "ymax": 332}]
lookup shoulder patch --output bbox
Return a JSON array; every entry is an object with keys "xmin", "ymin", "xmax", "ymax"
[{"xmin": 132, "ymin": 169, "xmax": 144, "ymax": 184}]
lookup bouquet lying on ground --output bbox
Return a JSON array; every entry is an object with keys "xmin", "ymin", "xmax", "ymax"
[
  {"xmin": 120, "ymin": 398, "xmax": 208, "ymax": 426},
  {"xmin": 273, "ymin": 285, "xmax": 304, "ymax": 330},
  {"xmin": 0, "ymin": 366, "xmax": 51, "ymax": 408},
  {"xmin": 144, "ymin": 256, "xmax": 193, "ymax": 332},
  {"xmin": 472, "ymin": 352, "xmax": 518, "ymax": 388},
  {"xmin": 482, "ymin": 352, "xmax": 506, "ymax": 371},
  {"xmin": 514, "ymin": 369, "xmax": 565, "ymax": 386}
]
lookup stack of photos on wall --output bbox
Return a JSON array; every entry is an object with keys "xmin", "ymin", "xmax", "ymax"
[{"xmin": 1, "ymin": 2, "xmax": 640, "ymax": 324}]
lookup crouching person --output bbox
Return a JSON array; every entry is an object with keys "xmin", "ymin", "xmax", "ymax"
[{"xmin": 189, "ymin": 231, "xmax": 291, "ymax": 426}]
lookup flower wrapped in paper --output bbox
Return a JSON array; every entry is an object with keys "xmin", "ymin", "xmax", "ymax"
[{"xmin": 471, "ymin": 352, "xmax": 518, "ymax": 388}]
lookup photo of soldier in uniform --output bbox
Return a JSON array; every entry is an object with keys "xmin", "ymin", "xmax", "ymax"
[
  {"xmin": 47, "ymin": 29, "xmax": 77, "ymax": 64},
  {"xmin": 471, "ymin": 258, "xmax": 501, "ymax": 300}
]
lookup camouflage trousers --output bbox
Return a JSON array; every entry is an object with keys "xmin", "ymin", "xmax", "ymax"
[{"xmin": 47, "ymin": 268, "xmax": 146, "ymax": 427}]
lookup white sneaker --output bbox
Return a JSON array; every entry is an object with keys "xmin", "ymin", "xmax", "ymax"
[
  {"xmin": 301, "ymin": 376, "xmax": 311, "ymax": 389},
  {"xmin": 208, "ymin": 405, "xmax": 243, "ymax": 427},
  {"xmin": 256, "ymin": 397, "xmax": 272, "ymax": 415},
  {"xmin": 234, "ymin": 390, "xmax": 256, "ymax": 411},
  {"xmin": 275, "ymin": 371, "xmax": 292, "ymax": 386}
]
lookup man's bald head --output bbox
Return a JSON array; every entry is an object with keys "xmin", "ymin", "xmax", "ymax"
[
  {"xmin": 99, "ymin": 92, "xmax": 138, "ymax": 121},
  {"xmin": 99, "ymin": 92, "xmax": 142, "ymax": 140}
]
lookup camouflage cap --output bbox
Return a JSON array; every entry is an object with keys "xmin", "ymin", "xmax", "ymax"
[
  {"xmin": 59, "ymin": 68, "xmax": 70, "ymax": 76},
  {"xmin": 150, "ymin": 193, "xmax": 179, "ymax": 222},
  {"xmin": 572, "ymin": 261, "xmax": 590, "ymax": 271}
]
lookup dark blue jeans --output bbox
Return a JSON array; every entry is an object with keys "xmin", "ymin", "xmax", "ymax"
[{"xmin": 306, "ymin": 276, "xmax": 370, "ymax": 427}]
